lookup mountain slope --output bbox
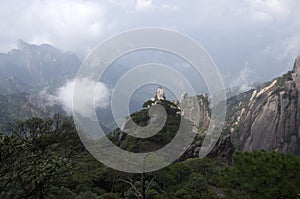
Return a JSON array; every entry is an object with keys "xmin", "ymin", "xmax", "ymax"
[
  {"xmin": 230, "ymin": 55, "xmax": 300, "ymax": 155},
  {"xmin": 0, "ymin": 41, "xmax": 80, "ymax": 132},
  {"xmin": 109, "ymin": 54, "xmax": 300, "ymax": 158},
  {"xmin": 0, "ymin": 40, "xmax": 80, "ymax": 92},
  {"xmin": 0, "ymin": 92, "xmax": 64, "ymax": 133},
  {"xmin": 0, "ymin": 76, "xmax": 31, "ymax": 94}
]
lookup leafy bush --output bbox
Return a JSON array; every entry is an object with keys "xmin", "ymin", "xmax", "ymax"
[{"xmin": 219, "ymin": 151, "xmax": 300, "ymax": 198}]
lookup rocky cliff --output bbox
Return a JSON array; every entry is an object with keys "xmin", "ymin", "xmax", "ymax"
[
  {"xmin": 231, "ymin": 56, "xmax": 300, "ymax": 155},
  {"xmin": 180, "ymin": 94, "xmax": 210, "ymax": 134},
  {"xmin": 110, "ymin": 56, "xmax": 300, "ymax": 158}
]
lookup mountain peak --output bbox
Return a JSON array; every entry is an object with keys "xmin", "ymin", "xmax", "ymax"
[
  {"xmin": 17, "ymin": 39, "xmax": 29, "ymax": 50},
  {"xmin": 1, "ymin": 40, "xmax": 81, "ymax": 87},
  {"xmin": 293, "ymin": 55, "xmax": 300, "ymax": 74},
  {"xmin": 293, "ymin": 55, "xmax": 300, "ymax": 90}
]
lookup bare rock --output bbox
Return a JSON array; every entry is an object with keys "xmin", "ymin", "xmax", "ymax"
[{"xmin": 231, "ymin": 56, "xmax": 300, "ymax": 155}]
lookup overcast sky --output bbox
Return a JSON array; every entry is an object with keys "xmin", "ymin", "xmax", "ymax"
[{"xmin": 1, "ymin": 0, "xmax": 300, "ymax": 87}]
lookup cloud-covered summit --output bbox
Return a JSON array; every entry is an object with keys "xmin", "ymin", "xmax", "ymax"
[{"xmin": 0, "ymin": 0, "xmax": 300, "ymax": 85}]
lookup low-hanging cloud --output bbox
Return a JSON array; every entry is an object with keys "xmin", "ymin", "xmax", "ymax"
[
  {"xmin": 51, "ymin": 78, "xmax": 111, "ymax": 118},
  {"xmin": 0, "ymin": 0, "xmax": 106, "ymax": 56},
  {"xmin": 1, "ymin": 0, "xmax": 300, "ymax": 86},
  {"xmin": 230, "ymin": 65, "xmax": 255, "ymax": 93}
]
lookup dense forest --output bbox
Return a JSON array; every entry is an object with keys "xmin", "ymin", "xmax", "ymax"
[{"xmin": 1, "ymin": 111, "xmax": 300, "ymax": 198}]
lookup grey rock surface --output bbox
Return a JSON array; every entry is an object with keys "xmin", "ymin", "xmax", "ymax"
[{"xmin": 231, "ymin": 56, "xmax": 300, "ymax": 155}]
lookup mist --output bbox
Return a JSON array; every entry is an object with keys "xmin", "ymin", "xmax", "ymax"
[{"xmin": 48, "ymin": 78, "xmax": 111, "ymax": 118}]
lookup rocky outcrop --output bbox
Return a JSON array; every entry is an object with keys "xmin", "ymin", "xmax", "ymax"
[
  {"xmin": 180, "ymin": 94, "xmax": 210, "ymax": 134},
  {"xmin": 113, "ymin": 56, "xmax": 300, "ymax": 158},
  {"xmin": 117, "ymin": 94, "xmax": 211, "ymax": 155},
  {"xmin": 231, "ymin": 56, "xmax": 300, "ymax": 155}
]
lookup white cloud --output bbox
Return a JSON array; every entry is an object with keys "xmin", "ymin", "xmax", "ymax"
[
  {"xmin": 135, "ymin": 0, "xmax": 153, "ymax": 11},
  {"xmin": 0, "ymin": 0, "xmax": 106, "ymax": 55},
  {"xmin": 231, "ymin": 64, "xmax": 255, "ymax": 92},
  {"xmin": 261, "ymin": 32, "xmax": 300, "ymax": 64},
  {"xmin": 1, "ymin": 0, "xmax": 300, "ymax": 85},
  {"xmin": 282, "ymin": 35, "xmax": 300, "ymax": 60},
  {"xmin": 50, "ymin": 78, "xmax": 111, "ymax": 118},
  {"xmin": 109, "ymin": 0, "xmax": 178, "ymax": 12},
  {"xmin": 251, "ymin": 10, "xmax": 273, "ymax": 22},
  {"xmin": 246, "ymin": 0, "xmax": 291, "ymax": 22}
]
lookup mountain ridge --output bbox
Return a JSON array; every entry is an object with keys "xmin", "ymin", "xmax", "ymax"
[
  {"xmin": 0, "ymin": 40, "xmax": 80, "ymax": 91},
  {"xmin": 1, "ymin": 40, "xmax": 300, "ymax": 157},
  {"xmin": 114, "ymin": 55, "xmax": 300, "ymax": 157},
  {"xmin": 230, "ymin": 55, "xmax": 300, "ymax": 155}
]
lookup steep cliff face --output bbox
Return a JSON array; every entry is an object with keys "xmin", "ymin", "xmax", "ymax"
[
  {"xmin": 180, "ymin": 95, "xmax": 210, "ymax": 134},
  {"xmin": 231, "ymin": 56, "xmax": 300, "ymax": 155},
  {"xmin": 110, "ymin": 57, "xmax": 300, "ymax": 157}
]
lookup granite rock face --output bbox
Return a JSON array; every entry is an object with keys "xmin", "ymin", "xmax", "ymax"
[
  {"xmin": 180, "ymin": 95, "xmax": 210, "ymax": 133},
  {"xmin": 231, "ymin": 56, "xmax": 300, "ymax": 155},
  {"xmin": 116, "ymin": 56, "xmax": 300, "ymax": 157}
]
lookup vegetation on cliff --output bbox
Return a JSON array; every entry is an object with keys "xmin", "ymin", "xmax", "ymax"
[{"xmin": 1, "ymin": 110, "xmax": 300, "ymax": 198}]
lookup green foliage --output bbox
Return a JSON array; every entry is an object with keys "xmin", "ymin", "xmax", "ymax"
[
  {"xmin": 0, "ymin": 115, "xmax": 83, "ymax": 198},
  {"xmin": 219, "ymin": 151, "xmax": 300, "ymax": 198},
  {"xmin": 143, "ymin": 100, "xmax": 153, "ymax": 108},
  {"xmin": 225, "ymin": 89, "xmax": 253, "ymax": 123},
  {"xmin": 155, "ymin": 158, "xmax": 221, "ymax": 199},
  {"xmin": 275, "ymin": 71, "xmax": 293, "ymax": 87},
  {"xmin": 142, "ymin": 100, "xmax": 180, "ymax": 115},
  {"xmin": 0, "ymin": 92, "xmax": 64, "ymax": 133},
  {"xmin": 1, "ymin": 115, "xmax": 300, "ymax": 198},
  {"xmin": 114, "ymin": 100, "xmax": 183, "ymax": 153},
  {"xmin": 100, "ymin": 192, "xmax": 121, "ymax": 199}
]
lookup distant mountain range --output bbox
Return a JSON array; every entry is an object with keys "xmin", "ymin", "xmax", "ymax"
[
  {"xmin": 1, "ymin": 40, "xmax": 299, "ymax": 156},
  {"xmin": 0, "ymin": 40, "xmax": 81, "ymax": 132},
  {"xmin": 0, "ymin": 76, "xmax": 30, "ymax": 95},
  {"xmin": 0, "ymin": 40, "xmax": 81, "ymax": 93},
  {"xmin": 0, "ymin": 40, "xmax": 143, "ymax": 133}
]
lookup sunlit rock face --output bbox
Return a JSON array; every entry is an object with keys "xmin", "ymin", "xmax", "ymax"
[
  {"xmin": 148, "ymin": 87, "xmax": 166, "ymax": 107},
  {"xmin": 155, "ymin": 87, "xmax": 165, "ymax": 101},
  {"xmin": 231, "ymin": 55, "xmax": 300, "ymax": 155}
]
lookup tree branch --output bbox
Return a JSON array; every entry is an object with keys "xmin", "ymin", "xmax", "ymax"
[
  {"xmin": 117, "ymin": 178, "xmax": 141, "ymax": 199},
  {"xmin": 146, "ymin": 175, "xmax": 156, "ymax": 194}
]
